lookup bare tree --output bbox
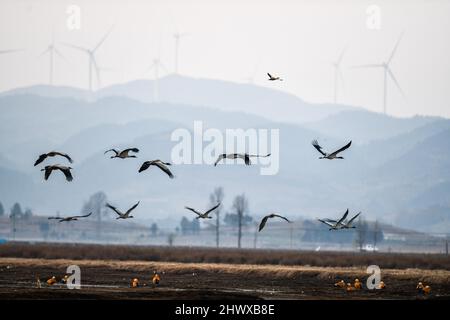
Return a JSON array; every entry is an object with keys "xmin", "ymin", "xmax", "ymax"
[
  {"xmin": 232, "ymin": 193, "xmax": 249, "ymax": 249},
  {"xmin": 355, "ymin": 217, "xmax": 368, "ymax": 252},
  {"xmin": 167, "ymin": 233, "xmax": 176, "ymax": 246},
  {"xmin": 373, "ymin": 220, "xmax": 380, "ymax": 248},
  {"xmin": 82, "ymin": 191, "xmax": 108, "ymax": 240},
  {"xmin": 209, "ymin": 187, "xmax": 224, "ymax": 248}
]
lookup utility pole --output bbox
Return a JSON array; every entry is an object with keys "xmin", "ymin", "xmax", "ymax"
[
  {"xmin": 253, "ymin": 223, "xmax": 258, "ymax": 249},
  {"xmin": 373, "ymin": 220, "xmax": 379, "ymax": 248},
  {"xmin": 290, "ymin": 224, "xmax": 293, "ymax": 249},
  {"xmin": 10, "ymin": 213, "xmax": 16, "ymax": 241}
]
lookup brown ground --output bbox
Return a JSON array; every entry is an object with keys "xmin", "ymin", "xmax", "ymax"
[{"xmin": 1, "ymin": 257, "xmax": 449, "ymax": 300}]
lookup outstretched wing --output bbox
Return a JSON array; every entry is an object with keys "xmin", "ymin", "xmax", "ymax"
[
  {"xmin": 267, "ymin": 73, "xmax": 272, "ymax": 78},
  {"xmin": 318, "ymin": 219, "xmax": 335, "ymax": 227},
  {"xmin": 59, "ymin": 167, "xmax": 73, "ymax": 182},
  {"xmin": 34, "ymin": 154, "xmax": 48, "ymax": 166},
  {"xmin": 347, "ymin": 212, "xmax": 361, "ymax": 225},
  {"xmin": 138, "ymin": 161, "xmax": 151, "ymax": 173},
  {"xmin": 44, "ymin": 167, "xmax": 52, "ymax": 180},
  {"xmin": 126, "ymin": 201, "xmax": 140, "ymax": 215},
  {"xmin": 311, "ymin": 140, "xmax": 326, "ymax": 156},
  {"xmin": 154, "ymin": 162, "xmax": 174, "ymax": 178},
  {"xmin": 214, "ymin": 154, "xmax": 226, "ymax": 166},
  {"xmin": 104, "ymin": 149, "xmax": 119, "ymax": 155},
  {"xmin": 123, "ymin": 148, "xmax": 139, "ymax": 154},
  {"xmin": 106, "ymin": 203, "xmax": 121, "ymax": 216},
  {"xmin": 272, "ymin": 214, "xmax": 292, "ymax": 223},
  {"xmin": 72, "ymin": 212, "xmax": 92, "ymax": 219},
  {"xmin": 259, "ymin": 216, "xmax": 270, "ymax": 232},
  {"xmin": 185, "ymin": 206, "xmax": 202, "ymax": 216},
  {"xmin": 205, "ymin": 203, "xmax": 221, "ymax": 215},
  {"xmin": 249, "ymin": 153, "xmax": 271, "ymax": 158},
  {"xmin": 336, "ymin": 209, "xmax": 349, "ymax": 226},
  {"xmin": 329, "ymin": 141, "xmax": 352, "ymax": 157},
  {"xmin": 56, "ymin": 152, "xmax": 73, "ymax": 164}
]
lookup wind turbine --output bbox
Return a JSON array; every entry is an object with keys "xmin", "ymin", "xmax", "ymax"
[
  {"xmin": 61, "ymin": 26, "xmax": 114, "ymax": 91},
  {"xmin": 143, "ymin": 34, "xmax": 168, "ymax": 102},
  {"xmin": 144, "ymin": 57, "xmax": 169, "ymax": 102},
  {"xmin": 173, "ymin": 32, "xmax": 189, "ymax": 74},
  {"xmin": 332, "ymin": 46, "xmax": 346, "ymax": 104},
  {"xmin": 352, "ymin": 33, "xmax": 405, "ymax": 114},
  {"xmin": 39, "ymin": 33, "xmax": 66, "ymax": 85}
]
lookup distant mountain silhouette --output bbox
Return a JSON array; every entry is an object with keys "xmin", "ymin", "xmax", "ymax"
[
  {"xmin": 305, "ymin": 110, "xmax": 438, "ymax": 144},
  {"xmin": 2, "ymin": 75, "xmax": 356, "ymax": 123}
]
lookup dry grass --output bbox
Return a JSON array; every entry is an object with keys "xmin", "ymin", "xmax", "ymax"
[{"xmin": 1, "ymin": 242, "xmax": 449, "ymax": 270}]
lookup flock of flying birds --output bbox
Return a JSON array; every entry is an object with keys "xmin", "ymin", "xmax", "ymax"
[{"xmin": 34, "ymin": 72, "xmax": 359, "ymax": 233}]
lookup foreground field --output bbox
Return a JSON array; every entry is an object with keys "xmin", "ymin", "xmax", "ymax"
[
  {"xmin": 2, "ymin": 242, "xmax": 450, "ymax": 269},
  {"xmin": 1, "ymin": 257, "xmax": 450, "ymax": 299}
]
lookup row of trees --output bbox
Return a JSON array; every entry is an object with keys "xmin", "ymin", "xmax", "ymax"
[
  {"xmin": 179, "ymin": 188, "xmax": 253, "ymax": 249},
  {"xmin": 0, "ymin": 201, "xmax": 33, "ymax": 219}
]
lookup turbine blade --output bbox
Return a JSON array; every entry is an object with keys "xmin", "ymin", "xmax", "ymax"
[
  {"xmin": 54, "ymin": 48, "xmax": 68, "ymax": 62},
  {"xmin": 143, "ymin": 63, "xmax": 156, "ymax": 76},
  {"xmin": 337, "ymin": 45, "xmax": 348, "ymax": 65},
  {"xmin": 93, "ymin": 25, "xmax": 114, "ymax": 52},
  {"xmin": 387, "ymin": 67, "xmax": 405, "ymax": 98},
  {"xmin": 38, "ymin": 47, "xmax": 51, "ymax": 58},
  {"xmin": 350, "ymin": 64, "xmax": 383, "ymax": 69},
  {"xmin": 0, "ymin": 49, "xmax": 23, "ymax": 55},
  {"xmin": 388, "ymin": 32, "xmax": 404, "ymax": 64},
  {"xmin": 60, "ymin": 42, "xmax": 88, "ymax": 53}
]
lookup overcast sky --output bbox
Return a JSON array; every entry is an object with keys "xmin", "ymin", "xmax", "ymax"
[{"xmin": 1, "ymin": 0, "xmax": 449, "ymax": 118}]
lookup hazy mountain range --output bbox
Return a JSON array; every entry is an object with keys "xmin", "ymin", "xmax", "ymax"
[{"xmin": 1, "ymin": 75, "xmax": 449, "ymax": 233}]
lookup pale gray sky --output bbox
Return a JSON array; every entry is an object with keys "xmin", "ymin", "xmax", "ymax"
[{"xmin": 1, "ymin": 0, "xmax": 449, "ymax": 118}]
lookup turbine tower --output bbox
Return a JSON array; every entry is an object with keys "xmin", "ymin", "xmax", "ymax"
[
  {"xmin": 332, "ymin": 46, "xmax": 346, "ymax": 104},
  {"xmin": 39, "ymin": 33, "xmax": 66, "ymax": 85},
  {"xmin": 173, "ymin": 32, "xmax": 188, "ymax": 74},
  {"xmin": 353, "ymin": 33, "xmax": 405, "ymax": 114},
  {"xmin": 61, "ymin": 26, "xmax": 114, "ymax": 91}
]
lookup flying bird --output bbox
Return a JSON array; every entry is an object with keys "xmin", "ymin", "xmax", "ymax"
[
  {"xmin": 105, "ymin": 148, "xmax": 139, "ymax": 159},
  {"xmin": 259, "ymin": 213, "xmax": 292, "ymax": 232},
  {"xmin": 322, "ymin": 212, "xmax": 362, "ymax": 229},
  {"xmin": 48, "ymin": 212, "xmax": 92, "ymax": 222},
  {"xmin": 138, "ymin": 160, "xmax": 174, "ymax": 178},
  {"xmin": 184, "ymin": 203, "xmax": 221, "ymax": 219},
  {"xmin": 311, "ymin": 140, "xmax": 352, "ymax": 159},
  {"xmin": 318, "ymin": 209, "xmax": 351, "ymax": 230},
  {"xmin": 267, "ymin": 73, "xmax": 283, "ymax": 81},
  {"xmin": 214, "ymin": 153, "xmax": 271, "ymax": 166},
  {"xmin": 106, "ymin": 202, "xmax": 140, "ymax": 220},
  {"xmin": 34, "ymin": 151, "xmax": 73, "ymax": 166},
  {"xmin": 41, "ymin": 165, "xmax": 73, "ymax": 181}
]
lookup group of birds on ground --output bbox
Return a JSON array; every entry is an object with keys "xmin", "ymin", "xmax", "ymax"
[
  {"xmin": 334, "ymin": 279, "xmax": 432, "ymax": 295},
  {"xmin": 38, "ymin": 272, "xmax": 162, "ymax": 289},
  {"xmin": 33, "ymin": 72, "xmax": 360, "ymax": 233}
]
